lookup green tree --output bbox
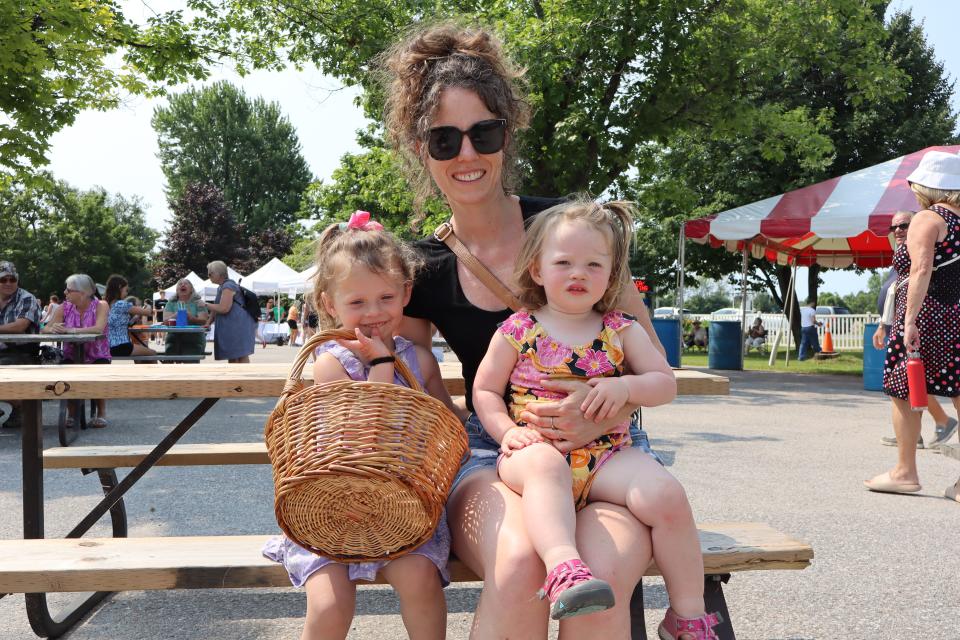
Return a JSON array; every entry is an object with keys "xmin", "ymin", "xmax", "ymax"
[
  {"xmin": 625, "ymin": 8, "xmax": 958, "ymax": 343},
  {"xmin": 152, "ymin": 81, "xmax": 314, "ymax": 232},
  {"xmin": 0, "ymin": 175, "xmax": 157, "ymax": 297},
  {"xmin": 193, "ymin": 0, "xmax": 900, "ymax": 201},
  {"xmin": 1, "ymin": 1, "xmax": 213, "ymax": 181}
]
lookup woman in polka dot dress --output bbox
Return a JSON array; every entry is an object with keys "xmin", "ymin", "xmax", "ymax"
[{"xmin": 866, "ymin": 150, "xmax": 960, "ymax": 497}]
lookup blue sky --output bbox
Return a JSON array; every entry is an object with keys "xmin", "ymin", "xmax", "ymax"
[{"xmin": 45, "ymin": 1, "xmax": 959, "ymax": 296}]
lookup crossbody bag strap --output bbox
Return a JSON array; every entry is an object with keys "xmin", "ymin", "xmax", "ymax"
[{"xmin": 434, "ymin": 222, "xmax": 522, "ymax": 312}]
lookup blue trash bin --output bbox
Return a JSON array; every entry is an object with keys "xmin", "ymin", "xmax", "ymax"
[
  {"xmin": 708, "ymin": 320, "xmax": 743, "ymax": 370},
  {"xmin": 652, "ymin": 318, "xmax": 681, "ymax": 368},
  {"xmin": 863, "ymin": 322, "xmax": 884, "ymax": 391}
]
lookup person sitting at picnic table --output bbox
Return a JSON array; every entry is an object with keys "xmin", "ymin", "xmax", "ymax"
[
  {"xmin": 42, "ymin": 273, "xmax": 111, "ymax": 428},
  {"xmin": 380, "ymin": 23, "xmax": 704, "ymax": 639},
  {"xmin": 105, "ymin": 275, "xmax": 156, "ymax": 361},
  {"xmin": 684, "ymin": 320, "xmax": 709, "ymax": 349},
  {"xmin": 744, "ymin": 317, "xmax": 767, "ymax": 353},
  {"xmin": 162, "ymin": 278, "xmax": 209, "ymax": 359},
  {"xmin": 0, "ymin": 260, "xmax": 42, "ymax": 429},
  {"xmin": 204, "ymin": 260, "xmax": 256, "ymax": 363}
]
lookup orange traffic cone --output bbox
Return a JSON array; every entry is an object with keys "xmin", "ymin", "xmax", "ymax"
[{"xmin": 821, "ymin": 321, "xmax": 835, "ymax": 354}]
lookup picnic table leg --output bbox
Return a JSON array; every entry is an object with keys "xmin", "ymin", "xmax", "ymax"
[
  {"xmin": 22, "ymin": 399, "xmax": 111, "ymax": 638},
  {"xmin": 704, "ymin": 574, "xmax": 735, "ymax": 640},
  {"xmin": 629, "ymin": 579, "xmax": 648, "ymax": 639}
]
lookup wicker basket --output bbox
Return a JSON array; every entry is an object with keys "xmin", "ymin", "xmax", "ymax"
[{"xmin": 264, "ymin": 329, "xmax": 468, "ymax": 562}]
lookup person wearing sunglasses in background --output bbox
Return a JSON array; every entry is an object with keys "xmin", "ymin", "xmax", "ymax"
[
  {"xmin": 0, "ymin": 261, "xmax": 42, "ymax": 428},
  {"xmin": 872, "ymin": 211, "xmax": 958, "ymax": 450},
  {"xmin": 374, "ymin": 23, "xmax": 694, "ymax": 640}
]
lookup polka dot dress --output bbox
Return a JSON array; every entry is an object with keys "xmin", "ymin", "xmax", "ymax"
[{"xmin": 884, "ymin": 205, "xmax": 960, "ymax": 399}]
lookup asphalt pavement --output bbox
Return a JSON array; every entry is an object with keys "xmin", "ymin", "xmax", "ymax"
[{"xmin": 1, "ymin": 345, "xmax": 958, "ymax": 639}]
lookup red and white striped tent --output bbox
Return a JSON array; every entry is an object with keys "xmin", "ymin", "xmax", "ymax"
[{"xmin": 684, "ymin": 145, "xmax": 960, "ymax": 269}]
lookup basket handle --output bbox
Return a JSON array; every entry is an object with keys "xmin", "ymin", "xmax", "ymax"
[{"xmin": 284, "ymin": 329, "xmax": 424, "ymax": 396}]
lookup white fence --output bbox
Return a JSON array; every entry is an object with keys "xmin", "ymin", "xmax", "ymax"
[{"xmin": 684, "ymin": 313, "xmax": 878, "ymax": 351}]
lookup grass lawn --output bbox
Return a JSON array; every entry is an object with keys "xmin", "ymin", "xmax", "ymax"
[{"xmin": 680, "ymin": 349, "xmax": 865, "ymax": 376}]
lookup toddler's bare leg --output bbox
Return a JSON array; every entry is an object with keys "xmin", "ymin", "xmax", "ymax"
[
  {"xmin": 589, "ymin": 448, "xmax": 705, "ymax": 618},
  {"xmin": 301, "ymin": 564, "xmax": 355, "ymax": 640},
  {"xmin": 381, "ymin": 555, "xmax": 446, "ymax": 640},
  {"xmin": 499, "ymin": 442, "xmax": 580, "ymax": 570}
]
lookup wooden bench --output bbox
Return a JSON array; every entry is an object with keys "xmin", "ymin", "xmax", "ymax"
[
  {"xmin": 2, "ymin": 362, "xmax": 744, "ymax": 638},
  {"xmin": 111, "ymin": 355, "xmax": 205, "ymax": 363},
  {"xmin": 32, "ymin": 439, "xmax": 813, "ymax": 638}
]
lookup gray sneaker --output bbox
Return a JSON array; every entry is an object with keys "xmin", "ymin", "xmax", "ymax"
[
  {"xmin": 880, "ymin": 434, "xmax": 924, "ymax": 449},
  {"xmin": 929, "ymin": 417, "xmax": 959, "ymax": 448}
]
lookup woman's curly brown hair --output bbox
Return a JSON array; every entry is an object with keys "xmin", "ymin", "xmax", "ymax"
[{"xmin": 379, "ymin": 22, "xmax": 530, "ymax": 227}]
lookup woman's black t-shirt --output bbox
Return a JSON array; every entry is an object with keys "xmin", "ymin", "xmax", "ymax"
[{"xmin": 405, "ymin": 195, "xmax": 562, "ymax": 412}]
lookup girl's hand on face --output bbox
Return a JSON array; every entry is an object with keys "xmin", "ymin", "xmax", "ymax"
[
  {"xmin": 337, "ymin": 327, "xmax": 392, "ymax": 363},
  {"xmin": 581, "ymin": 377, "xmax": 629, "ymax": 422},
  {"xmin": 500, "ymin": 426, "xmax": 544, "ymax": 455}
]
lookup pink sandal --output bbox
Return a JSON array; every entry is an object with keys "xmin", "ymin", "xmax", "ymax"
[
  {"xmin": 537, "ymin": 558, "xmax": 615, "ymax": 620},
  {"xmin": 658, "ymin": 607, "xmax": 723, "ymax": 640}
]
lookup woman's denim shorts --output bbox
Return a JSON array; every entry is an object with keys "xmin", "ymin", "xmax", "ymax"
[{"xmin": 449, "ymin": 413, "xmax": 660, "ymax": 495}]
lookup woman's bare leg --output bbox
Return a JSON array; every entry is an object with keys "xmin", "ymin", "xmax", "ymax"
[
  {"xmin": 301, "ymin": 565, "xmax": 355, "ymax": 640},
  {"xmin": 589, "ymin": 449, "xmax": 704, "ymax": 619},
  {"xmin": 381, "ymin": 555, "xmax": 446, "ymax": 640},
  {"xmin": 447, "ymin": 468, "xmax": 550, "ymax": 640},
  {"xmin": 559, "ymin": 502, "xmax": 652, "ymax": 639},
  {"xmin": 872, "ymin": 397, "xmax": 922, "ymax": 484},
  {"xmin": 926, "ymin": 396, "xmax": 949, "ymax": 426}
]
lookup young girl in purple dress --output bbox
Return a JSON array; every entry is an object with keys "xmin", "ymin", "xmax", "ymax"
[{"xmin": 263, "ymin": 211, "xmax": 460, "ymax": 640}]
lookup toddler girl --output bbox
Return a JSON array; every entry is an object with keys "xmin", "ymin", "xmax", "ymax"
[
  {"xmin": 474, "ymin": 200, "xmax": 722, "ymax": 639},
  {"xmin": 263, "ymin": 211, "xmax": 457, "ymax": 640}
]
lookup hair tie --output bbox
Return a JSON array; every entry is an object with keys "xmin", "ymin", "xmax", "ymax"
[{"xmin": 340, "ymin": 210, "xmax": 384, "ymax": 232}]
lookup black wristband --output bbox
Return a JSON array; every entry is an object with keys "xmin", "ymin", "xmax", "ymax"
[{"xmin": 369, "ymin": 356, "xmax": 396, "ymax": 367}]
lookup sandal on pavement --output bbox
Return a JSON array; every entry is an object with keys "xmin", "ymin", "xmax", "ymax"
[
  {"xmin": 863, "ymin": 472, "xmax": 921, "ymax": 494},
  {"xmin": 658, "ymin": 608, "xmax": 723, "ymax": 640},
  {"xmin": 90, "ymin": 417, "xmax": 108, "ymax": 429},
  {"xmin": 538, "ymin": 559, "xmax": 615, "ymax": 620},
  {"xmin": 945, "ymin": 479, "xmax": 960, "ymax": 503}
]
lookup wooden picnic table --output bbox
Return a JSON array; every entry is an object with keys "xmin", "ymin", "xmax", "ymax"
[
  {"xmin": 3, "ymin": 362, "xmax": 729, "ymax": 637},
  {"xmin": 0, "ymin": 362, "xmax": 728, "ymax": 400}
]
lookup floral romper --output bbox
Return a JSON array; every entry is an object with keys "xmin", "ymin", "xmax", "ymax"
[
  {"xmin": 499, "ymin": 309, "xmax": 635, "ymax": 510},
  {"xmin": 883, "ymin": 204, "xmax": 960, "ymax": 398}
]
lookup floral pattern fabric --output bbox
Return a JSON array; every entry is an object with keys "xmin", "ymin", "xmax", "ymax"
[{"xmin": 498, "ymin": 309, "xmax": 635, "ymax": 509}]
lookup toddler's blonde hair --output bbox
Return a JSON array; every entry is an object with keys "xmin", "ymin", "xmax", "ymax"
[{"xmin": 515, "ymin": 198, "xmax": 635, "ymax": 313}]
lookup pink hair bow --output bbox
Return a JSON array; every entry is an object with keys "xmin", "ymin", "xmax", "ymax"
[{"xmin": 342, "ymin": 210, "xmax": 384, "ymax": 232}]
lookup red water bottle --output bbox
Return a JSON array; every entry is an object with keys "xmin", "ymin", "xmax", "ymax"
[{"xmin": 906, "ymin": 351, "xmax": 928, "ymax": 412}]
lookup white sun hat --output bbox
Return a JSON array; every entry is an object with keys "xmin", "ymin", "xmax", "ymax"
[{"xmin": 905, "ymin": 150, "xmax": 960, "ymax": 190}]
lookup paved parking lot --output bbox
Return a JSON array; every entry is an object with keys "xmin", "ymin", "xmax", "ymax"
[{"xmin": 1, "ymin": 349, "xmax": 958, "ymax": 639}]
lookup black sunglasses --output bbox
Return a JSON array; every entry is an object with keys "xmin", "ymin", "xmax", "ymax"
[
  {"xmin": 426, "ymin": 119, "xmax": 507, "ymax": 161},
  {"xmin": 889, "ymin": 222, "xmax": 910, "ymax": 232}
]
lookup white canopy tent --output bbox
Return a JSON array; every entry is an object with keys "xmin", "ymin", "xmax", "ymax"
[
  {"xmin": 278, "ymin": 265, "xmax": 317, "ymax": 296},
  {"xmin": 241, "ymin": 258, "xmax": 301, "ymax": 295}
]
